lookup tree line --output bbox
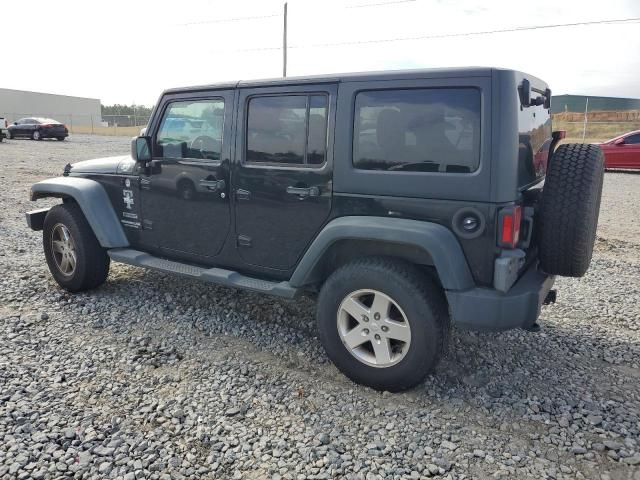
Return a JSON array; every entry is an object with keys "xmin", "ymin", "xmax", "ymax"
[{"xmin": 101, "ymin": 104, "xmax": 154, "ymax": 118}]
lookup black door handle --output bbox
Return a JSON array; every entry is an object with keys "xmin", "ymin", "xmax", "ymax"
[{"xmin": 286, "ymin": 186, "xmax": 319, "ymax": 198}]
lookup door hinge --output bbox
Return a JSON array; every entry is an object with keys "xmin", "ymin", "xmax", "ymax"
[{"xmin": 237, "ymin": 235, "xmax": 252, "ymax": 247}]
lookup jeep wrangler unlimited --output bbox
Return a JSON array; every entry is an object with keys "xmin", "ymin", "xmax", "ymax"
[{"xmin": 27, "ymin": 68, "xmax": 604, "ymax": 391}]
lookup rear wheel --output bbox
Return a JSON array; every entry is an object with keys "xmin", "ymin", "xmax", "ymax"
[
  {"xmin": 32, "ymin": 130, "xmax": 41, "ymax": 140},
  {"xmin": 317, "ymin": 257, "xmax": 449, "ymax": 391},
  {"xmin": 43, "ymin": 203, "xmax": 110, "ymax": 292},
  {"xmin": 539, "ymin": 143, "xmax": 605, "ymax": 277}
]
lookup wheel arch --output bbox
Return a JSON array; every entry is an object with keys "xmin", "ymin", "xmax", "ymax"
[
  {"xmin": 31, "ymin": 177, "xmax": 129, "ymax": 248},
  {"xmin": 290, "ymin": 216, "xmax": 475, "ymax": 291}
]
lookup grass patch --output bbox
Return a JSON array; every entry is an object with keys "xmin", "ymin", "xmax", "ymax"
[{"xmin": 553, "ymin": 119, "xmax": 640, "ymax": 143}]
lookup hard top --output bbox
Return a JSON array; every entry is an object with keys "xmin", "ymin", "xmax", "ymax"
[{"xmin": 162, "ymin": 66, "xmax": 502, "ymax": 95}]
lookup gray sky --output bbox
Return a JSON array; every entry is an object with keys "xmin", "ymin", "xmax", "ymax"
[{"xmin": 2, "ymin": 0, "xmax": 639, "ymax": 106}]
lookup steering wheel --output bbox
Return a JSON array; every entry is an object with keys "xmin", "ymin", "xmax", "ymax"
[{"xmin": 190, "ymin": 135, "xmax": 220, "ymax": 159}]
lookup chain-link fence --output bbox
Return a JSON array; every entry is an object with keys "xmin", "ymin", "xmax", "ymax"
[
  {"xmin": 1, "ymin": 113, "xmax": 151, "ymax": 136},
  {"xmin": 3, "ymin": 110, "xmax": 638, "ymax": 141}
]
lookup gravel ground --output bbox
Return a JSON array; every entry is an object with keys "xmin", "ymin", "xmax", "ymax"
[{"xmin": 0, "ymin": 135, "xmax": 639, "ymax": 480}]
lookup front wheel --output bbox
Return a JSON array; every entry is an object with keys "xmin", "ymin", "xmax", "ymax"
[
  {"xmin": 57, "ymin": 137, "xmax": 66, "ymax": 141},
  {"xmin": 32, "ymin": 130, "xmax": 41, "ymax": 140},
  {"xmin": 317, "ymin": 257, "xmax": 449, "ymax": 392},
  {"xmin": 43, "ymin": 203, "xmax": 110, "ymax": 292}
]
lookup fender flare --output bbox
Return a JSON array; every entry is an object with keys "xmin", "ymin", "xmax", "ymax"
[
  {"xmin": 289, "ymin": 216, "xmax": 475, "ymax": 291},
  {"xmin": 30, "ymin": 177, "xmax": 129, "ymax": 248}
]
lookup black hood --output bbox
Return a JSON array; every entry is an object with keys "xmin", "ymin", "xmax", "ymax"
[{"xmin": 66, "ymin": 156, "xmax": 136, "ymax": 176}]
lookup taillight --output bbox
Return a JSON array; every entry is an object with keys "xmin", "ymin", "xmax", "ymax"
[
  {"xmin": 42, "ymin": 124, "xmax": 52, "ymax": 128},
  {"xmin": 498, "ymin": 206, "xmax": 522, "ymax": 248}
]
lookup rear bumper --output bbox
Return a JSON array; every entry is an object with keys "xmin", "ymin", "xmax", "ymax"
[{"xmin": 446, "ymin": 263, "xmax": 555, "ymax": 331}]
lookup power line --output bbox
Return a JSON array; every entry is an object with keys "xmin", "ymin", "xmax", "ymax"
[
  {"xmin": 224, "ymin": 16, "xmax": 640, "ymax": 52},
  {"xmin": 178, "ymin": 13, "xmax": 279, "ymax": 26},
  {"xmin": 347, "ymin": 0, "xmax": 416, "ymax": 8},
  {"xmin": 177, "ymin": 0, "xmax": 415, "ymax": 26}
]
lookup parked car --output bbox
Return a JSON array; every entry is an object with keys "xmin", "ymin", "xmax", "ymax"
[
  {"xmin": 8, "ymin": 117, "xmax": 68, "ymax": 141},
  {"xmin": 598, "ymin": 130, "xmax": 640, "ymax": 169},
  {"xmin": 26, "ymin": 68, "xmax": 605, "ymax": 392},
  {"xmin": 0, "ymin": 117, "xmax": 8, "ymax": 142}
]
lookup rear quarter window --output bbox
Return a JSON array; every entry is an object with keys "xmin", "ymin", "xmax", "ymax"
[
  {"xmin": 353, "ymin": 88, "xmax": 481, "ymax": 173},
  {"xmin": 518, "ymin": 100, "xmax": 552, "ymax": 186}
]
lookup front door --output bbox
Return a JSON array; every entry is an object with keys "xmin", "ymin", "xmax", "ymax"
[
  {"xmin": 233, "ymin": 85, "xmax": 336, "ymax": 270},
  {"xmin": 139, "ymin": 91, "xmax": 234, "ymax": 261}
]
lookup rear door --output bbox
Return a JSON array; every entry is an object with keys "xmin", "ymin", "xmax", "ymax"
[
  {"xmin": 138, "ymin": 90, "xmax": 234, "ymax": 261},
  {"xmin": 233, "ymin": 85, "xmax": 336, "ymax": 270}
]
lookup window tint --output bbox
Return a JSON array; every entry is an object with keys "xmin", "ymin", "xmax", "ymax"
[
  {"xmin": 625, "ymin": 134, "xmax": 640, "ymax": 145},
  {"xmin": 155, "ymin": 99, "xmax": 224, "ymax": 160},
  {"xmin": 353, "ymin": 88, "xmax": 481, "ymax": 173},
  {"xmin": 246, "ymin": 94, "xmax": 328, "ymax": 166},
  {"xmin": 307, "ymin": 95, "xmax": 328, "ymax": 165}
]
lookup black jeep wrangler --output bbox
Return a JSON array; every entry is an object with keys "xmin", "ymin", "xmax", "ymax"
[{"xmin": 27, "ymin": 68, "xmax": 604, "ymax": 391}]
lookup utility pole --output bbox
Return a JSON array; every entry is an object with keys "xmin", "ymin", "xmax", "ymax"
[
  {"xmin": 582, "ymin": 97, "xmax": 589, "ymax": 143},
  {"xmin": 283, "ymin": 2, "xmax": 288, "ymax": 77}
]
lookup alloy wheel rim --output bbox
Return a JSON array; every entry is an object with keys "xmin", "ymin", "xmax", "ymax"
[
  {"xmin": 50, "ymin": 223, "xmax": 77, "ymax": 276},
  {"xmin": 33, "ymin": 131, "xmax": 40, "ymax": 140},
  {"xmin": 337, "ymin": 289, "xmax": 411, "ymax": 368}
]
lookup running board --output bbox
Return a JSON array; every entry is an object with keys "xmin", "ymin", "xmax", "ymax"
[{"xmin": 107, "ymin": 248, "xmax": 299, "ymax": 299}]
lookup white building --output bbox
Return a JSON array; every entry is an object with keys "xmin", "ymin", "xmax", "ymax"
[{"xmin": 0, "ymin": 88, "xmax": 101, "ymax": 127}]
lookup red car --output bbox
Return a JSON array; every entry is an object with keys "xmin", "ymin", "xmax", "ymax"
[{"xmin": 598, "ymin": 130, "xmax": 640, "ymax": 169}]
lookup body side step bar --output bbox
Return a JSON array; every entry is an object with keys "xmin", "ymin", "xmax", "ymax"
[{"xmin": 107, "ymin": 248, "xmax": 299, "ymax": 299}]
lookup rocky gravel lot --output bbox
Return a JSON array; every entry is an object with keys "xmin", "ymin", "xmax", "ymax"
[{"xmin": 1, "ymin": 135, "xmax": 639, "ymax": 480}]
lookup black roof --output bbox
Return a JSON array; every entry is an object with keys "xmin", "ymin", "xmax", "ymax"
[{"xmin": 163, "ymin": 67, "xmax": 496, "ymax": 95}]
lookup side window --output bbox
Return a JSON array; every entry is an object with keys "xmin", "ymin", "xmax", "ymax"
[
  {"xmin": 155, "ymin": 98, "xmax": 224, "ymax": 160},
  {"xmin": 246, "ymin": 94, "xmax": 328, "ymax": 166},
  {"xmin": 353, "ymin": 88, "xmax": 481, "ymax": 173},
  {"xmin": 625, "ymin": 134, "xmax": 640, "ymax": 145}
]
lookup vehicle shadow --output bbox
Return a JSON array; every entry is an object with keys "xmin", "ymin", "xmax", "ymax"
[{"xmin": 102, "ymin": 264, "xmax": 639, "ymax": 429}]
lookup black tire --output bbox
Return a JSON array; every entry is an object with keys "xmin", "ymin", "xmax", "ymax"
[
  {"xmin": 32, "ymin": 130, "xmax": 42, "ymax": 141},
  {"xmin": 57, "ymin": 137, "xmax": 66, "ymax": 141},
  {"xmin": 43, "ymin": 203, "xmax": 110, "ymax": 292},
  {"xmin": 539, "ymin": 143, "xmax": 604, "ymax": 277},
  {"xmin": 317, "ymin": 257, "xmax": 449, "ymax": 392}
]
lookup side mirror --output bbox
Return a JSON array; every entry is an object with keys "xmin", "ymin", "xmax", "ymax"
[
  {"xmin": 613, "ymin": 137, "xmax": 625, "ymax": 146},
  {"xmin": 131, "ymin": 136, "xmax": 151, "ymax": 162},
  {"xmin": 13, "ymin": 122, "xmax": 18, "ymax": 125},
  {"xmin": 518, "ymin": 79, "xmax": 531, "ymax": 107}
]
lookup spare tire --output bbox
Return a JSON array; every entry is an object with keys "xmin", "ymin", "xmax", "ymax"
[{"xmin": 539, "ymin": 143, "xmax": 604, "ymax": 277}]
